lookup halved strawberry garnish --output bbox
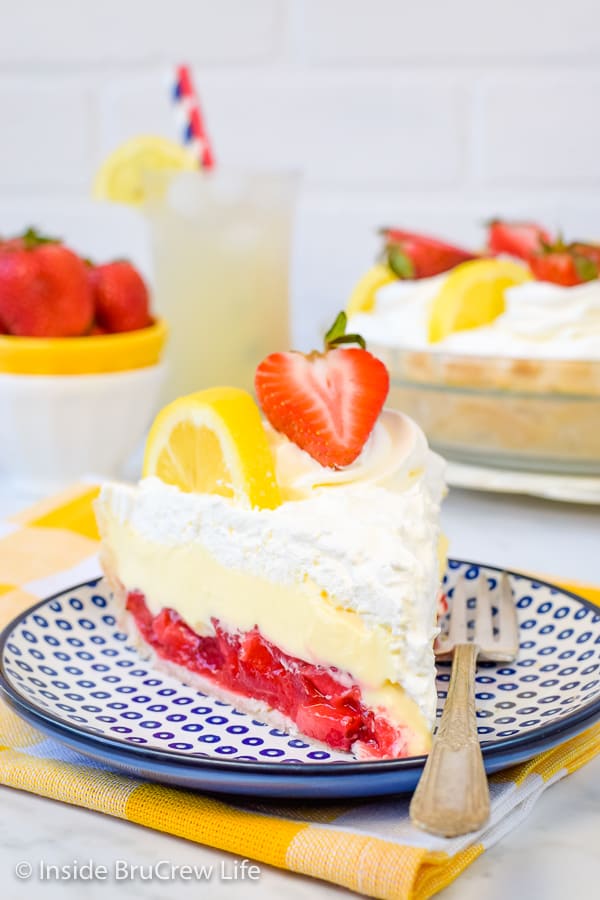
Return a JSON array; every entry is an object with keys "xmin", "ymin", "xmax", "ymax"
[
  {"xmin": 382, "ymin": 228, "xmax": 476, "ymax": 279},
  {"xmin": 255, "ymin": 312, "xmax": 389, "ymax": 469},
  {"xmin": 487, "ymin": 219, "xmax": 552, "ymax": 261},
  {"xmin": 529, "ymin": 238, "xmax": 599, "ymax": 286},
  {"xmin": 529, "ymin": 252, "xmax": 581, "ymax": 286},
  {"xmin": 570, "ymin": 241, "xmax": 600, "ymax": 269}
]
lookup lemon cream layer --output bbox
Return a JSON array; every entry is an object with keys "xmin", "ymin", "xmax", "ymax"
[{"xmin": 96, "ymin": 425, "xmax": 444, "ymax": 737}]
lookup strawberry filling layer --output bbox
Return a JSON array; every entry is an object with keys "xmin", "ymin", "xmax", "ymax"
[{"xmin": 126, "ymin": 591, "xmax": 413, "ymax": 757}]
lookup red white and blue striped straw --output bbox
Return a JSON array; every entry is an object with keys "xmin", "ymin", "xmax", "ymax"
[{"xmin": 172, "ymin": 64, "xmax": 215, "ymax": 170}]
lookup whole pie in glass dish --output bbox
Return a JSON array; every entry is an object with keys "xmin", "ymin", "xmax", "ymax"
[{"xmin": 347, "ymin": 222, "xmax": 600, "ymax": 475}]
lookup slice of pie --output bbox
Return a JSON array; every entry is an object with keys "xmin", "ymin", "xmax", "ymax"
[{"xmin": 96, "ymin": 314, "xmax": 445, "ymax": 759}]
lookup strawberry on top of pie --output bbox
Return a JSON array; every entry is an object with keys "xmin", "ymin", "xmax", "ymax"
[
  {"xmin": 347, "ymin": 220, "xmax": 600, "ymax": 360},
  {"xmin": 95, "ymin": 314, "xmax": 446, "ymax": 759}
]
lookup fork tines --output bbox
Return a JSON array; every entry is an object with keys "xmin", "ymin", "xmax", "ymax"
[{"xmin": 437, "ymin": 571, "xmax": 519, "ymax": 663}]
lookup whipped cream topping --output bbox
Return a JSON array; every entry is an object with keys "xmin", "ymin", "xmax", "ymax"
[
  {"xmin": 349, "ymin": 274, "xmax": 600, "ymax": 360},
  {"xmin": 266, "ymin": 409, "xmax": 445, "ymax": 500},
  {"xmin": 350, "ymin": 276, "xmax": 445, "ymax": 350},
  {"xmin": 501, "ymin": 280, "xmax": 600, "ymax": 341}
]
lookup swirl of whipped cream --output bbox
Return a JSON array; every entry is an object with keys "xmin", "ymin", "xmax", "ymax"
[
  {"xmin": 440, "ymin": 279, "xmax": 600, "ymax": 359},
  {"xmin": 500, "ymin": 280, "xmax": 600, "ymax": 342},
  {"xmin": 349, "ymin": 276, "xmax": 446, "ymax": 349},
  {"xmin": 264, "ymin": 409, "xmax": 443, "ymax": 501}
]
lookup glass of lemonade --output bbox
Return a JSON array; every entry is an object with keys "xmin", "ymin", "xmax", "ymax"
[{"xmin": 142, "ymin": 170, "xmax": 297, "ymax": 402}]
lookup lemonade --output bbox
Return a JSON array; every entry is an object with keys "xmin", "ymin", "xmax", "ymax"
[{"xmin": 142, "ymin": 170, "xmax": 296, "ymax": 402}]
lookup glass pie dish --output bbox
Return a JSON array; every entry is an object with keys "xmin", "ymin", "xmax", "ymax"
[{"xmin": 370, "ymin": 344, "xmax": 600, "ymax": 475}]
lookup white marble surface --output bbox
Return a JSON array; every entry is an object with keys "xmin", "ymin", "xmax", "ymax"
[
  {"xmin": 441, "ymin": 487, "xmax": 600, "ymax": 585},
  {"xmin": 0, "ymin": 482, "xmax": 599, "ymax": 898}
]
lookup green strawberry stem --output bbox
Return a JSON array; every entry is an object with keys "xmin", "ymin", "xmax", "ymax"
[
  {"xmin": 376, "ymin": 229, "xmax": 416, "ymax": 279},
  {"xmin": 386, "ymin": 245, "xmax": 415, "ymax": 279},
  {"xmin": 574, "ymin": 255, "xmax": 598, "ymax": 282},
  {"xmin": 21, "ymin": 226, "xmax": 61, "ymax": 250},
  {"xmin": 324, "ymin": 311, "xmax": 366, "ymax": 350}
]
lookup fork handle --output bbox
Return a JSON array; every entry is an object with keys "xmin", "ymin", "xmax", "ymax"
[{"xmin": 409, "ymin": 642, "xmax": 490, "ymax": 837}]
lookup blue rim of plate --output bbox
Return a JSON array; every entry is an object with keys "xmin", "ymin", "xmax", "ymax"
[
  {"xmin": 3, "ymin": 684, "xmax": 599, "ymax": 799},
  {"xmin": 0, "ymin": 559, "xmax": 599, "ymax": 780}
]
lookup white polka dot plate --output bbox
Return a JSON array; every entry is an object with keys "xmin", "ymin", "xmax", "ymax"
[{"xmin": 1, "ymin": 560, "xmax": 598, "ymax": 798}]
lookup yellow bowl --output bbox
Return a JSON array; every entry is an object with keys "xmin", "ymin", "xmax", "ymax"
[{"xmin": 0, "ymin": 318, "xmax": 168, "ymax": 375}]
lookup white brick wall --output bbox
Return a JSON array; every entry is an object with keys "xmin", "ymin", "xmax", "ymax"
[
  {"xmin": 303, "ymin": 0, "xmax": 600, "ymax": 63},
  {"xmin": 479, "ymin": 75, "xmax": 600, "ymax": 182},
  {"xmin": 0, "ymin": 80, "xmax": 92, "ymax": 189},
  {"xmin": 1, "ymin": 0, "xmax": 599, "ymax": 347},
  {"xmin": 0, "ymin": 1, "xmax": 281, "ymax": 63}
]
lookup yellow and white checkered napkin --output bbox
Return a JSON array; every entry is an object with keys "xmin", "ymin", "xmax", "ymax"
[{"xmin": 0, "ymin": 485, "xmax": 599, "ymax": 900}]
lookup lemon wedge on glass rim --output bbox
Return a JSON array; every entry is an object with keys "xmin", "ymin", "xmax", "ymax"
[
  {"xmin": 427, "ymin": 258, "xmax": 531, "ymax": 343},
  {"xmin": 93, "ymin": 135, "xmax": 198, "ymax": 206},
  {"xmin": 143, "ymin": 387, "xmax": 281, "ymax": 510}
]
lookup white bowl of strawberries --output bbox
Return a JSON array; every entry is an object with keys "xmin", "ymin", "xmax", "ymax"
[{"xmin": 0, "ymin": 228, "xmax": 167, "ymax": 491}]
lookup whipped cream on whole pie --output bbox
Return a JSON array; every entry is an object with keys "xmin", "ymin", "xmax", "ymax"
[
  {"xmin": 349, "ymin": 276, "xmax": 600, "ymax": 359},
  {"xmin": 348, "ymin": 223, "xmax": 600, "ymax": 361},
  {"xmin": 349, "ymin": 277, "xmax": 600, "ymax": 360},
  {"xmin": 96, "ymin": 315, "xmax": 447, "ymax": 760}
]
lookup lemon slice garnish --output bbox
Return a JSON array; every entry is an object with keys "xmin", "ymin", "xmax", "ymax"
[
  {"xmin": 346, "ymin": 264, "xmax": 398, "ymax": 316},
  {"xmin": 93, "ymin": 136, "xmax": 198, "ymax": 206},
  {"xmin": 428, "ymin": 259, "xmax": 531, "ymax": 343},
  {"xmin": 143, "ymin": 387, "xmax": 281, "ymax": 510}
]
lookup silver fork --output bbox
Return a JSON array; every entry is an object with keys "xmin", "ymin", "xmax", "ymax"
[{"xmin": 410, "ymin": 572, "xmax": 520, "ymax": 838}]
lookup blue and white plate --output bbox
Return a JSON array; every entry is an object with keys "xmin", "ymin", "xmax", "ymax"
[{"xmin": 0, "ymin": 560, "xmax": 598, "ymax": 798}]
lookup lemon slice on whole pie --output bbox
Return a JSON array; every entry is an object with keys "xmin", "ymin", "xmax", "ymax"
[
  {"xmin": 428, "ymin": 259, "xmax": 531, "ymax": 343},
  {"xmin": 346, "ymin": 264, "xmax": 398, "ymax": 315},
  {"xmin": 93, "ymin": 136, "xmax": 198, "ymax": 206},
  {"xmin": 143, "ymin": 387, "xmax": 281, "ymax": 509}
]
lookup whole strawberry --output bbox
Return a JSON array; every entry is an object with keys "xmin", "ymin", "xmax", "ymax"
[
  {"xmin": 0, "ymin": 228, "xmax": 93, "ymax": 337},
  {"xmin": 89, "ymin": 261, "xmax": 151, "ymax": 333},
  {"xmin": 255, "ymin": 312, "xmax": 389, "ymax": 469}
]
